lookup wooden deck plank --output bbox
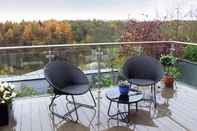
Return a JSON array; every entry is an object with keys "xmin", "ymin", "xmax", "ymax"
[
  {"xmin": 31, "ymin": 101, "xmax": 42, "ymax": 131},
  {"xmin": 20, "ymin": 102, "xmax": 32, "ymax": 131},
  {"xmin": 10, "ymin": 101, "xmax": 22, "ymax": 131},
  {"xmin": 39, "ymin": 98, "xmax": 53, "ymax": 131},
  {"xmin": 2, "ymin": 82, "xmax": 197, "ymax": 131}
]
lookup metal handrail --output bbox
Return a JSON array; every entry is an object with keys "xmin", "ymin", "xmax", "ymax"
[
  {"xmin": 0, "ymin": 40, "xmax": 197, "ymax": 83},
  {"xmin": 0, "ymin": 41, "xmax": 196, "ymax": 51}
]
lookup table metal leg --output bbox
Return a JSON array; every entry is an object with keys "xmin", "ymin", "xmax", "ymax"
[
  {"xmin": 107, "ymin": 101, "xmax": 140, "ymax": 124},
  {"xmin": 136, "ymin": 102, "xmax": 138, "ymax": 111},
  {"xmin": 128, "ymin": 103, "xmax": 130, "ymax": 123},
  {"xmin": 107, "ymin": 101, "xmax": 112, "ymax": 117}
]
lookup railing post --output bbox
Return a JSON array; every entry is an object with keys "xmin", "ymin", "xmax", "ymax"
[
  {"xmin": 49, "ymin": 48, "xmax": 52, "ymax": 62},
  {"xmin": 46, "ymin": 48, "xmax": 54, "ymax": 63},
  {"xmin": 170, "ymin": 43, "xmax": 176, "ymax": 55},
  {"xmin": 97, "ymin": 46, "xmax": 102, "ymax": 85},
  {"xmin": 96, "ymin": 46, "xmax": 102, "ymax": 127},
  {"xmin": 110, "ymin": 46, "xmax": 115, "ymax": 85},
  {"xmin": 139, "ymin": 46, "xmax": 143, "ymax": 56}
]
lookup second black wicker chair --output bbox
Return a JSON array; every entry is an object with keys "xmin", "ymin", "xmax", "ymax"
[
  {"xmin": 122, "ymin": 56, "xmax": 164, "ymax": 107},
  {"xmin": 44, "ymin": 60, "xmax": 96, "ymax": 121}
]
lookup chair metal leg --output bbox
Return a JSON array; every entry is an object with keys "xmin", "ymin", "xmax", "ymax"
[
  {"xmin": 49, "ymin": 95, "xmax": 71, "ymax": 119},
  {"xmin": 49, "ymin": 89, "xmax": 96, "ymax": 121},
  {"xmin": 71, "ymin": 95, "xmax": 79, "ymax": 122},
  {"xmin": 49, "ymin": 94, "xmax": 80, "ymax": 120},
  {"xmin": 89, "ymin": 89, "xmax": 97, "ymax": 107},
  {"xmin": 49, "ymin": 95, "xmax": 58, "ymax": 112},
  {"xmin": 65, "ymin": 102, "xmax": 74, "ymax": 121},
  {"xmin": 66, "ymin": 89, "xmax": 96, "ymax": 109},
  {"xmin": 151, "ymin": 85, "xmax": 153, "ymax": 93},
  {"xmin": 153, "ymin": 84, "xmax": 157, "ymax": 108}
]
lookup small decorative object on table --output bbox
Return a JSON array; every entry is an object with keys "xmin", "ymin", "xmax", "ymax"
[
  {"xmin": 118, "ymin": 80, "xmax": 130, "ymax": 95},
  {"xmin": 0, "ymin": 82, "xmax": 16, "ymax": 126}
]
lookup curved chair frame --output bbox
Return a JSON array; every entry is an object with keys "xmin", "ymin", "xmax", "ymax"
[
  {"xmin": 122, "ymin": 56, "xmax": 164, "ymax": 107},
  {"xmin": 45, "ymin": 61, "xmax": 96, "ymax": 122}
]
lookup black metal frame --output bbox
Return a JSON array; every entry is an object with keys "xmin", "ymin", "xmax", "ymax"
[
  {"xmin": 107, "ymin": 101, "xmax": 139, "ymax": 124},
  {"xmin": 130, "ymin": 82, "xmax": 157, "ymax": 108},
  {"xmin": 131, "ymin": 82, "xmax": 157, "ymax": 108},
  {"xmin": 121, "ymin": 56, "xmax": 164, "ymax": 108},
  {"xmin": 151, "ymin": 84, "xmax": 157, "ymax": 108},
  {"xmin": 107, "ymin": 89, "xmax": 142, "ymax": 124},
  {"xmin": 49, "ymin": 88, "xmax": 96, "ymax": 122}
]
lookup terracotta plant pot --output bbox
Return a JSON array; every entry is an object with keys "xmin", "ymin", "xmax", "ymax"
[{"xmin": 163, "ymin": 75, "xmax": 175, "ymax": 88}]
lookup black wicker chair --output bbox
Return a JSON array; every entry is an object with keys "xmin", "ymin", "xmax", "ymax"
[
  {"xmin": 44, "ymin": 60, "xmax": 96, "ymax": 121},
  {"xmin": 122, "ymin": 56, "xmax": 164, "ymax": 107}
]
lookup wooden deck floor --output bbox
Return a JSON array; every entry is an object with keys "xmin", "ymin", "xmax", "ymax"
[{"xmin": 1, "ymin": 82, "xmax": 197, "ymax": 131}]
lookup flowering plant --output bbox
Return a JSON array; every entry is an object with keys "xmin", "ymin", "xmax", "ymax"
[
  {"xmin": 0, "ymin": 82, "xmax": 16, "ymax": 104},
  {"xmin": 118, "ymin": 80, "xmax": 130, "ymax": 87},
  {"xmin": 160, "ymin": 54, "xmax": 176, "ymax": 67}
]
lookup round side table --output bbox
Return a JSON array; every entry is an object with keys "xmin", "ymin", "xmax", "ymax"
[{"xmin": 106, "ymin": 87, "xmax": 143, "ymax": 123}]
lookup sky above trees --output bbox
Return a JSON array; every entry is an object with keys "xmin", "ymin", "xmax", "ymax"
[{"xmin": 0, "ymin": 0, "xmax": 197, "ymax": 22}]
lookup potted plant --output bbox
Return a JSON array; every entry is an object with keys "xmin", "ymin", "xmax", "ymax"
[
  {"xmin": 118, "ymin": 80, "xmax": 130, "ymax": 95},
  {"xmin": 0, "ymin": 82, "xmax": 16, "ymax": 126},
  {"xmin": 160, "ymin": 54, "xmax": 181, "ymax": 88}
]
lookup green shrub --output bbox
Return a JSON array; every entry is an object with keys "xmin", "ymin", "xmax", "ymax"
[
  {"xmin": 167, "ymin": 66, "xmax": 182, "ymax": 79},
  {"xmin": 184, "ymin": 45, "xmax": 197, "ymax": 63},
  {"xmin": 16, "ymin": 86, "xmax": 39, "ymax": 97},
  {"xmin": 0, "ymin": 65, "xmax": 15, "ymax": 75},
  {"xmin": 94, "ymin": 75, "xmax": 113, "ymax": 88}
]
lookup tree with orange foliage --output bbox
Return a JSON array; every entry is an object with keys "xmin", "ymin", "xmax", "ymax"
[{"xmin": 22, "ymin": 24, "xmax": 33, "ymax": 45}]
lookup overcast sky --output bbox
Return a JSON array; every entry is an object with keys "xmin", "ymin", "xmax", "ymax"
[{"xmin": 0, "ymin": 0, "xmax": 197, "ymax": 22}]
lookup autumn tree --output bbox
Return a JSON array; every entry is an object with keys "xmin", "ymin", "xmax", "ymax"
[
  {"xmin": 4, "ymin": 28, "xmax": 14, "ymax": 45},
  {"xmin": 40, "ymin": 20, "xmax": 73, "ymax": 44},
  {"xmin": 120, "ymin": 20, "xmax": 162, "ymax": 41},
  {"xmin": 22, "ymin": 24, "xmax": 33, "ymax": 45},
  {"xmin": 120, "ymin": 20, "xmax": 170, "ymax": 58},
  {"xmin": 0, "ymin": 33, "xmax": 3, "ymax": 43},
  {"xmin": 0, "ymin": 20, "xmax": 74, "ymax": 46}
]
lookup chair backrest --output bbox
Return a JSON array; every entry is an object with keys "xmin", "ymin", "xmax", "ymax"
[
  {"xmin": 122, "ymin": 56, "xmax": 164, "ymax": 82},
  {"xmin": 44, "ymin": 60, "xmax": 89, "ymax": 90}
]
